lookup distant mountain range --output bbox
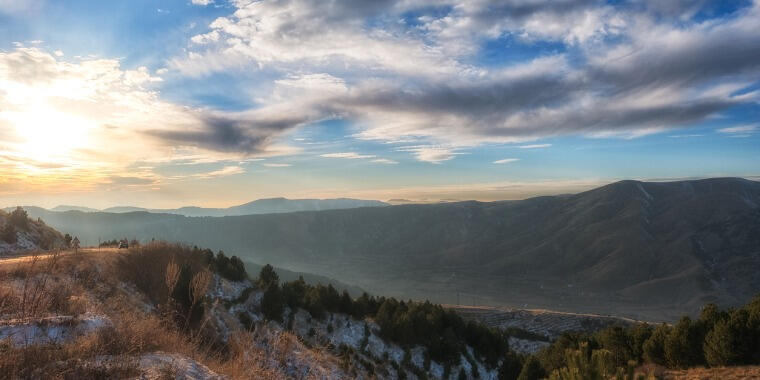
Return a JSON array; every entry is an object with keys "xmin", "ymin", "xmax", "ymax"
[
  {"xmin": 39, "ymin": 198, "xmax": 388, "ymax": 217},
  {"xmin": 15, "ymin": 178, "xmax": 760, "ymax": 321}
]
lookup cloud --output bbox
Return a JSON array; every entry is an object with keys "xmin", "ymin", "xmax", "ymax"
[
  {"xmin": 0, "ymin": 47, "xmax": 294, "ymax": 193},
  {"xmin": 192, "ymin": 165, "xmax": 245, "ymax": 179},
  {"xmin": 371, "ymin": 158, "xmax": 398, "ymax": 164},
  {"xmin": 106, "ymin": 176, "xmax": 158, "ymax": 186},
  {"xmin": 320, "ymin": 152, "xmax": 376, "ymax": 159},
  {"xmin": 717, "ymin": 125, "xmax": 757, "ymax": 134},
  {"xmin": 493, "ymin": 158, "xmax": 520, "ymax": 164},
  {"xmin": 397, "ymin": 146, "xmax": 458, "ymax": 164},
  {"xmin": 518, "ymin": 144, "xmax": 552, "ymax": 149},
  {"xmin": 262, "ymin": 163, "xmax": 291, "ymax": 167},
  {"xmin": 167, "ymin": 0, "xmax": 760, "ymax": 164},
  {"xmin": 191, "ymin": 0, "xmax": 213, "ymax": 5}
]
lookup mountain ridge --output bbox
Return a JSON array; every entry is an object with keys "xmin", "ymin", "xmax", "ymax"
[
  {"xmin": 13, "ymin": 177, "xmax": 760, "ymax": 320},
  {"xmin": 13, "ymin": 197, "xmax": 389, "ymax": 217}
]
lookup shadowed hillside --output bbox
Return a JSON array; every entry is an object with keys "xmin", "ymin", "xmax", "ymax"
[{"xmin": 16, "ymin": 178, "xmax": 760, "ymax": 320}]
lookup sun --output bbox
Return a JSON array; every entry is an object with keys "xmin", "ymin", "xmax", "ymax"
[{"xmin": 4, "ymin": 106, "xmax": 95, "ymax": 165}]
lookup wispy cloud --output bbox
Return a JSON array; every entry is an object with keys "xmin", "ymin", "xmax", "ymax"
[
  {"xmin": 493, "ymin": 158, "xmax": 520, "ymax": 164},
  {"xmin": 262, "ymin": 163, "xmax": 291, "ymax": 167},
  {"xmin": 397, "ymin": 146, "xmax": 459, "ymax": 164},
  {"xmin": 192, "ymin": 165, "xmax": 245, "ymax": 179},
  {"xmin": 320, "ymin": 152, "xmax": 376, "ymax": 159},
  {"xmin": 371, "ymin": 158, "xmax": 399, "ymax": 165},
  {"xmin": 517, "ymin": 144, "xmax": 552, "ymax": 149},
  {"xmin": 717, "ymin": 125, "xmax": 757, "ymax": 134}
]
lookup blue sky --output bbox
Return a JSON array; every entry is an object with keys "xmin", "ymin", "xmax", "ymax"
[{"xmin": 0, "ymin": 0, "xmax": 758, "ymax": 208}]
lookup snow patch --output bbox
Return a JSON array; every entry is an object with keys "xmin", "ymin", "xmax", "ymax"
[{"xmin": 0, "ymin": 313, "xmax": 110, "ymax": 346}]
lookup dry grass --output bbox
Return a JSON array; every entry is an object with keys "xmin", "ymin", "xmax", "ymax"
[
  {"xmin": 0, "ymin": 245, "xmax": 299, "ymax": 379},
  {"xmin": 663, "ymin": 365, "xmax": 760, "ymax": 379}
]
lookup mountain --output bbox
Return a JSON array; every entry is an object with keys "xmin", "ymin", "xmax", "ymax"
[
  {"xmin": 51, "ymin": 205, "xmax": 100, "ymax": 213},
  {"xmin": 71, "ymin": 197, "xmax": 388, "ymax": 217},
  {"xmin": 17, "ymin": 178, "xmax": 760, "ymax": 320}
]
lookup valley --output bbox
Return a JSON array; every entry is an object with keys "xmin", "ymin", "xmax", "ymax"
[{"xmin": 14, "ymin": 177, "xmax": 760, "ymax": 321}]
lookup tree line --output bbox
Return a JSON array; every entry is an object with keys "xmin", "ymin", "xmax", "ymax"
[
  {"xmin": 255, "ymin": 264, "xmax": 509, "ymax": 368},
  {"xmin": 506, "ymin": 295, "xmax": 760, "ymax": 379}
]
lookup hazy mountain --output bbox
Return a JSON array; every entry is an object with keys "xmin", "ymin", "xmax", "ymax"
[
  {"xmin": 51, "ymin": 205, "xmax": 100, "ymax": 213},
  {"xmin": 86, "ymin": 198, "xmax": 388, "ymax": 217},
  {"xmin": 19, "ymin": 178, "xmax": 760, "ymax": 320}
]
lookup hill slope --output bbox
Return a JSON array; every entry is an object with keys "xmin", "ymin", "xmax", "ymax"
[
  {"xmin": 0, "ymin": 209, "xmax": 65, "ymax": 254},
  {"xmin": 18, "ymin": 178, "xmax": 760, "ymax": 320}
]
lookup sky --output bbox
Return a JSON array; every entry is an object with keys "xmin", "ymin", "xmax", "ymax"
[{"xmin": 0, "ymin": 0, "xmax": 758, "ymax": 208}]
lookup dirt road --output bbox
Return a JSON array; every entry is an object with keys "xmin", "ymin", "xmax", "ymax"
[{"xmin": 0, "ymin": 247, "xmax": 119, "ymax": 266}]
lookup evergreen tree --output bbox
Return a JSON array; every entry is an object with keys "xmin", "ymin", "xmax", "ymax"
[
  {"xmin": 9, "ymin": 207, "xmax": 28, "ymax": 229},
  {"xmin": 64, "ymin": 233, "xmax": 73, "ymax": 248},
  {"xmin": 518, "ymin": 356, "xmax": 546, "ymax": 380},
  {"xmin": 258, "ymin": 264, "xmax": 279, "ymax": 289},
  {"xmin": 642, "ymin": 324, "xmax": 670, "ymax": 365},
  {"xmin": 261, "ymin": 283, "xmax": 285, "ymax": 322},
  {"xmin": 1, "ymin": 222, "xmax": 16, "ymax": 244},
  {"xmin": 704, "ymin": 319, "xmax": 740, "ymax": 366},
  {"xmin": 499, "ymin": 351, "xmax": 524, "ymax": 380},
  {"xmin": 704, "ymin": 309, "xmax": 751, "ymax": 366},
  {"xmin": 598, "ymin": 326, "xmax": 634, "ymax": 367},
  {"xmin": 664, "ymin": 317, "xmax": 704, "ymax": 368}
]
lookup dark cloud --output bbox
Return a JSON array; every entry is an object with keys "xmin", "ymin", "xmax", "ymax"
[
  {"xmin": 176, "ymin": 0, "xmax": 760, "ymax": 154},
  {"xmin": 146, "ymin": 114, "xmax": 309, "ymax": 154}
]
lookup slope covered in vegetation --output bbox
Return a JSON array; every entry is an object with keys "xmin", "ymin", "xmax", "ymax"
[{"xmin": 0, "ymin": 207, "xmax": 65, "ymax": 255}]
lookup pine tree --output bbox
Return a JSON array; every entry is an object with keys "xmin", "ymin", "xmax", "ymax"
[
  {"xmin": 9, "ymin": 207, "xmax": 28, "ymax": 229},
  {"xmin": 518, "ymin": 356, "xmax": 546, "ymax": 380},
  {"xmin": 72, "ymin": 236, "xmax": 81, "ymax": 253},
  {"xmin": 258, "ymin": 264, "xmax": 279, "ymax": 289},
  {"xmin": 1, "ymin": 223, "xmax": 16, "ymax": 244}
]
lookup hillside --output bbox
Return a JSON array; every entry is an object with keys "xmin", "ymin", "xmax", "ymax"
[
  {"xmin": 0, "ymin": 208, "xmax": 65, "ymax": 255},
  {"xmin": 0, "ymin": 244, "xmax": 509, "ymax": 379},
  {"xmin": 16, "ymin": 178, "xmax": 760, "ymax": 320}
]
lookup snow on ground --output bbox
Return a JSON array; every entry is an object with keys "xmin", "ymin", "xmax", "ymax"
[
  {"xmin": 0, "ymin": 313, "xmax": 110, "ymax": 346},
  {"xmin": 0, "ymin": 232, "xmax": 38, "ymax": 254},
  {"xmin": 209, "ymin": 275, "xmax": 252, "ymax": 301},
  {"xmin": 203, "ymin": 278, "xmax": 504, "ymax": 379},
  {"xmin": 137, "ymin": 352, "xmax": 225, "ymax": 380}
]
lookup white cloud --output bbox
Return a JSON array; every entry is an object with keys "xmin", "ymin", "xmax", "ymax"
[
  {"xmin": 398, "ymin": 146, "xmax": 458, "ymax": 164},
  {"xmin": 493, "ymin": 158, "xmax": 520, "ymax": 164},
  {"xmin": 166, "ymin": 0, "xmax": 760, "ymax": 164},
  {"xmin": 320, "ymin": 152, "xmax": 376, "ymax": 159},
  {"xmin": 717, "ymin": 125, "xmax": 757, "ymax": 134},
  {"xmin": 518, "ymin": 144, "xmax": 552, "ymax": 149},
  {"xmin": 371, "ymin": 158, "xmax": 398, "ymax": 164},
  {"xmin": 192, "ymin": 165, "xmax": 245, "ymax": 179},
  {"xmin": 0, "ymin": 47, "xmax": 292, "ymax": 193},
  {"xmin": 191, "ymin": 0, "xmax": 214, "ymax": 5}
]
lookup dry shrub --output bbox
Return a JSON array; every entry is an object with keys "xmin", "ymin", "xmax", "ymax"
[
  {"xmin": 0, "ymin": 252, "xmax": 87, "ymax": 319},
  {"xmin": 115, "ymin": 242, "xmax": 207, "ymax": 305}
]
